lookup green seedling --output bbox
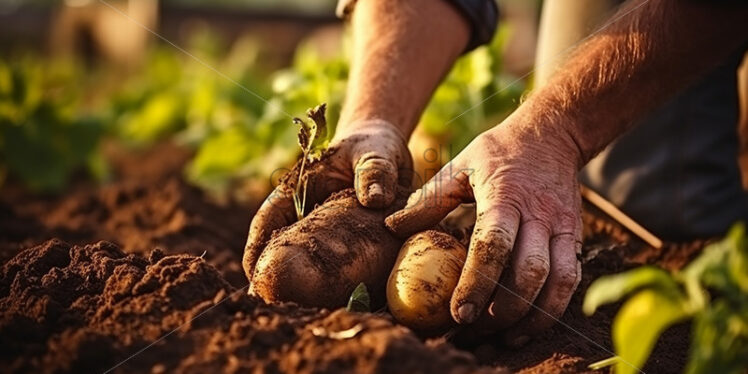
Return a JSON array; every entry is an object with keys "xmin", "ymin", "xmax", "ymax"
[
  {"xmin": 346, "ymin": 282, "xmax": 370, "ymax": 313},
  {"xmin": 584, "ymin": 223, "xmax": 748, "ymax": 374},
  {"xmin": 292, "ymin": 103, "xmax": 328, "ymax": 221}
]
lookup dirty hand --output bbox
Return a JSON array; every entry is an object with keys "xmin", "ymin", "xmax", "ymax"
[
  {"xmin": 243, "ymin": 120, "xmax": 412, "ymax": 281},
  {"xmin": 385, "ymin": 112, "xmax": 583, "ymax": 345}
]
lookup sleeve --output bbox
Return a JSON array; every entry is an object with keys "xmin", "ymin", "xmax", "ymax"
[{"xmin": 335, "ymin": 0, "xmax": 499, "ymax": 53}]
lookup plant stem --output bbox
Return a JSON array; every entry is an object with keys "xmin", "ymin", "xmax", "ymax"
[
  {"xmin": 294, "ymin": 155, "xmax": 308, "ymax": 221},
  {"xmin": 588, "ymin": 356, "xmax": 619, "ymax": 371}
]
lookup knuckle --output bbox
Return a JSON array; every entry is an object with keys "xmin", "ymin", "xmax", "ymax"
[
  {"xmin": 555, "ymin": 210, "xmax": 580, "ymax": 233},
  {"xmin": 482, "ymin": 187, "xmax": 522, "ymax": 210},
  {"xmin": 518, "ymin": 254, "xmax": 550, "ymax": 284},
  {"xmin": 358, "ymin": 158, "xmax": 396, "ymax": 175},
  {"xmin": 484, "ymin": 225, "xmax": 515, "ymax": 250},
  {"xmin": 554, "ymin": 266, "xmax": 580, "ymax": 296},
  {"xmin": 357, "ymin": 153, "xmax": 395, "ymax": 170},
  {"xmin": 454, "ymin": 275, "xmax": 496, "ymax": 306},
  {"xmin": 470, "ymin": 229, "xmax": 513, "ymax": 268}
]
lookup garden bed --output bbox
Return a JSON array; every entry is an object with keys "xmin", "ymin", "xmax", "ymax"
[{"xmin": 0, "ymin": 143, "xmax": 703, "ymax": 373}]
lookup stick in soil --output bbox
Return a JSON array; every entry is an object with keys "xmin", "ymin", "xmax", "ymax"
[{"xmin": 580, "ymin": 184, "xmax": 663, "ymax": 249}]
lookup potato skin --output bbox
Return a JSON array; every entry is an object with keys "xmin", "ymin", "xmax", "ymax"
[
  {"xmin": 386, "ymin": 230, "xmax": 467, "ymax": 330},
  {"xmin": 250, "ymin": 189, "xmax": 404, "ymax": 308}
]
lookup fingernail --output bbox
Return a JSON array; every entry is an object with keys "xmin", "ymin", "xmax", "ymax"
[
  {"xmin": 368, "ymin": 183, "xmax": 383, "ymax": 198},
  {"xmin": 509, "ymin": 335, "xmax": 530, "ymax": 347},
  {"xmin": 457, "ymin": 303, "xmax": 477, "ymax": 323}
]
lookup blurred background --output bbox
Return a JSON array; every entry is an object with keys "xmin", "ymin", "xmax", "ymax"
[{"xmin": 0, "ymin": 0, "xmax": 541, "ymax": 208}]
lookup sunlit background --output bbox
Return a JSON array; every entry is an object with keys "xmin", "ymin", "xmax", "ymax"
[{"xmin": 0, "ymin": 0, "xmax": 532, "ymax": 207}]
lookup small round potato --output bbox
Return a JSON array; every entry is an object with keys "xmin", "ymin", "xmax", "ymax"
[{"xmin": 386, "ymin": 230, "xmax": 467, "ymax": 330}]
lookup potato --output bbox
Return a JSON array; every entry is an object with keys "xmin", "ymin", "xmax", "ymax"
[
  {"xmin": 250, "ymin": 189, "xmax": 404, "ymax": 308},
  {"xmin": 386, "ymin": 230, "xmax": 467, "ymax": 330}
]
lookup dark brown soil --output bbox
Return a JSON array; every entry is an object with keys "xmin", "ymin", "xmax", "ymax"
[
  {"xmin": 0, "ymin": 239, "xmax": 502, "ymax": 374},
  {"xmin": 0, "ymin": 142, "xmax": 251, "ymax": 288},
  {"xmin": 0, "ymin": 142, "xmax": 701, "ymax": 373}
]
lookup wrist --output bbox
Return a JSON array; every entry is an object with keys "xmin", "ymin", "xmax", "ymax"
[{"xmin": 499, "ymin": 100, "xmax": 588, "ymax": 170}]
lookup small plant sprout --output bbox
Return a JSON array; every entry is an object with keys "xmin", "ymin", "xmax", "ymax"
[
  {"xmin": 347, "ymin": 282, "xmax": 371, "ymax": 313},
  {"xmin": 584, "ymin": 223, "xmax": 748, "ymax": 374},
  {"xmin": 292, "ymin": 103, "xmax": 328, "ymax": 221}
]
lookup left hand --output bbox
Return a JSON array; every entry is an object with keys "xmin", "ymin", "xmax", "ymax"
[
  {"xmin": 385, "ymin": 111, "xmax": 583, "ymax": 345},
  {"xmin": 243, "ymin": 120, "xmax": 412, "ymax": 282}
]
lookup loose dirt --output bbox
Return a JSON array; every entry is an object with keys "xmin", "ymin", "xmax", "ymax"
[{"xmin": 0, "ymin": 143, "xmax": 701, "ymax": 373}]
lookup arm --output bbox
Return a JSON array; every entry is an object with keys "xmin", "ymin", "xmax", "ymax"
[
  {"xmin": 337, "ymin": 0, "xmax": 470, "ymax": 137},
  {"xmin": 387, "ymin": 0, "xmax": 748, "ymax": 342},
  {"xmin": 533, "ymin": 0, "xmax": 748, "ymax": 166},
  {"xmin": 244, "ymin": 0, "xmax": 480, "ymax": 281}
]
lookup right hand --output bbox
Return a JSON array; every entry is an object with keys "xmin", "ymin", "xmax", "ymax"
[
  {"xmin": 385, "ymin": 113, "xmax": 583, "ymax": 344},
  {"xmin": 243, "ymin": 120, "xmax": 413, "ymax": 282}
]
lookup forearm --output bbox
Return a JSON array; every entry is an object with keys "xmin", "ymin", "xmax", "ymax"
[
  {"xmin": 522, "ymin": 0, "xmax": 748, "ymax": 167},
  {"xmin": 337, "ymin": 0, "xmax": 470, "ymax": 138}
]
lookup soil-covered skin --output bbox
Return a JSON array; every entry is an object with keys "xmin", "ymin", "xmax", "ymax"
[{"xmin": 0, "ymin": 142, "xmax": 704, "ymax": 373}]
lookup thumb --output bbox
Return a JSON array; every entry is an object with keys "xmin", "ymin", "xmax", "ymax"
[
  {"xmin": 354, "ymin": 154, "xmax": 399, "ymax": 208},
  {"xmin": 243, "ymin": 185, "xmax": 295, "ymax": 281},
  {"xmin": 342, "ymin": 119, "xmax": 411, "ymax": 209}
]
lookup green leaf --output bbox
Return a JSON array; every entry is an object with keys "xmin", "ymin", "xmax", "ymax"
[
  {"xmin": 684, "ymin": 226, "xmax": 735, "ymax": 281},
  {"xmin": 726, "ymin": 223, "xmax": 748, "ymax": 293},
  {"xmin": 346, "ymin": 282, "xmax": 370, "ymax": 313},
  {"xmin": 294, "ymin": 103, "xmax": 328, "ymax": 162},
  {"xmin": 293, "ymin": 117, "xmax": 311, "ymax": 153},
  {"xmin": 583, "ymin": 267, "xmax": 680, "ymax": 316},
  {"xmin": 187, "ymin": 126, "xmax": 259, "ymax": 191},
  {"xmin": 686, "ymin": 300, "xmax": 748, "ymax": 374},
  {"xmin": 612, "ymin": 289, "xmax": 690, "ymax": 374},
  {"xmin": 682, "ymin": 223, "xmax": 747, "ymax": 297},
  {"xmin": 119, "ymin": 91, "xmax": 183, "ymax": 144}
]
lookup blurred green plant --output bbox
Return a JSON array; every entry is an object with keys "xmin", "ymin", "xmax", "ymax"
[
  {"xmin": 106, "ymin": 30, "xmax": 286, "ymax": 199},
  {"xmin": 186, "ymin": 38, "xmax": 347, "ymax": 199},
  {"xmin": 420, "ymin": 26, "xmax": 524, "ymax": 153},
  {"xmin": 187, "ymin": 25, "xmax": 522, "ymax": 200},
  {"xmin": 584, "ymin": 223, "xmax": 748, "ymax": 374},
  {"xmin": 0, "ymin": 56, "xmax": 107, "ymax": 192},
  {"xmin": 1, "ymin": 23, "xmax": 523, "ymax": 200},
  {"xmin": 109, "ymin": 30, "xmax": 268, "ymax": 146}
]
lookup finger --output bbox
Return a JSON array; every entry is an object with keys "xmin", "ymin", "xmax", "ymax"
[
  {"xmin": 486, "ymin": 219, "xmax": 551, "ymax": 329},
  {"xmin": 385, "ymin": 162, "xmax": 471, "ymax": 238},
  {"xmin": 243, "ymin": 185, "xmax": 296, "ymax": 281},
  {"xmin": 502, "ymin": 233, "xmax": 582, "ymax": 347},
  {"xmin": 450, "ymin": 198, "xmax": 520, "ymax": 324},
  {"xmin": 354, "ymin": 154, "xmax": 398, "ymax": 208},
  {"xmin": 244, "ymin": 152, "xmax": 350, "ymax": 282}
]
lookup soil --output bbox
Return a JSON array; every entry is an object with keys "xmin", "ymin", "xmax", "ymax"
[{"xmin": 0, "ymin": 142, "xmax": 704, "ymax": 373}]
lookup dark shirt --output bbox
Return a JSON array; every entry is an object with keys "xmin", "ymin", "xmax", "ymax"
[{"xmin": 335, "ymin": 0, "xmax": 499, "ymax": 52}]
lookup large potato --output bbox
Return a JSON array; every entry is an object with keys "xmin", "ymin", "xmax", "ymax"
[
  {"xmin": 386, "ymin": 230, "xmax": 467, "ymax": 330},
  {"xmin": 250, "ymin": 189, "xmax": 404, "ymax": 308}
]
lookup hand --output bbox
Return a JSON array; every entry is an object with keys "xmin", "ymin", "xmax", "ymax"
[
  {"xmin": 385, "ymin": 113, "xmax": 583, "ymax": 345},
  {"xmin": 243, "ymin": 120, "xmax": 412, "ymax": 281}
]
